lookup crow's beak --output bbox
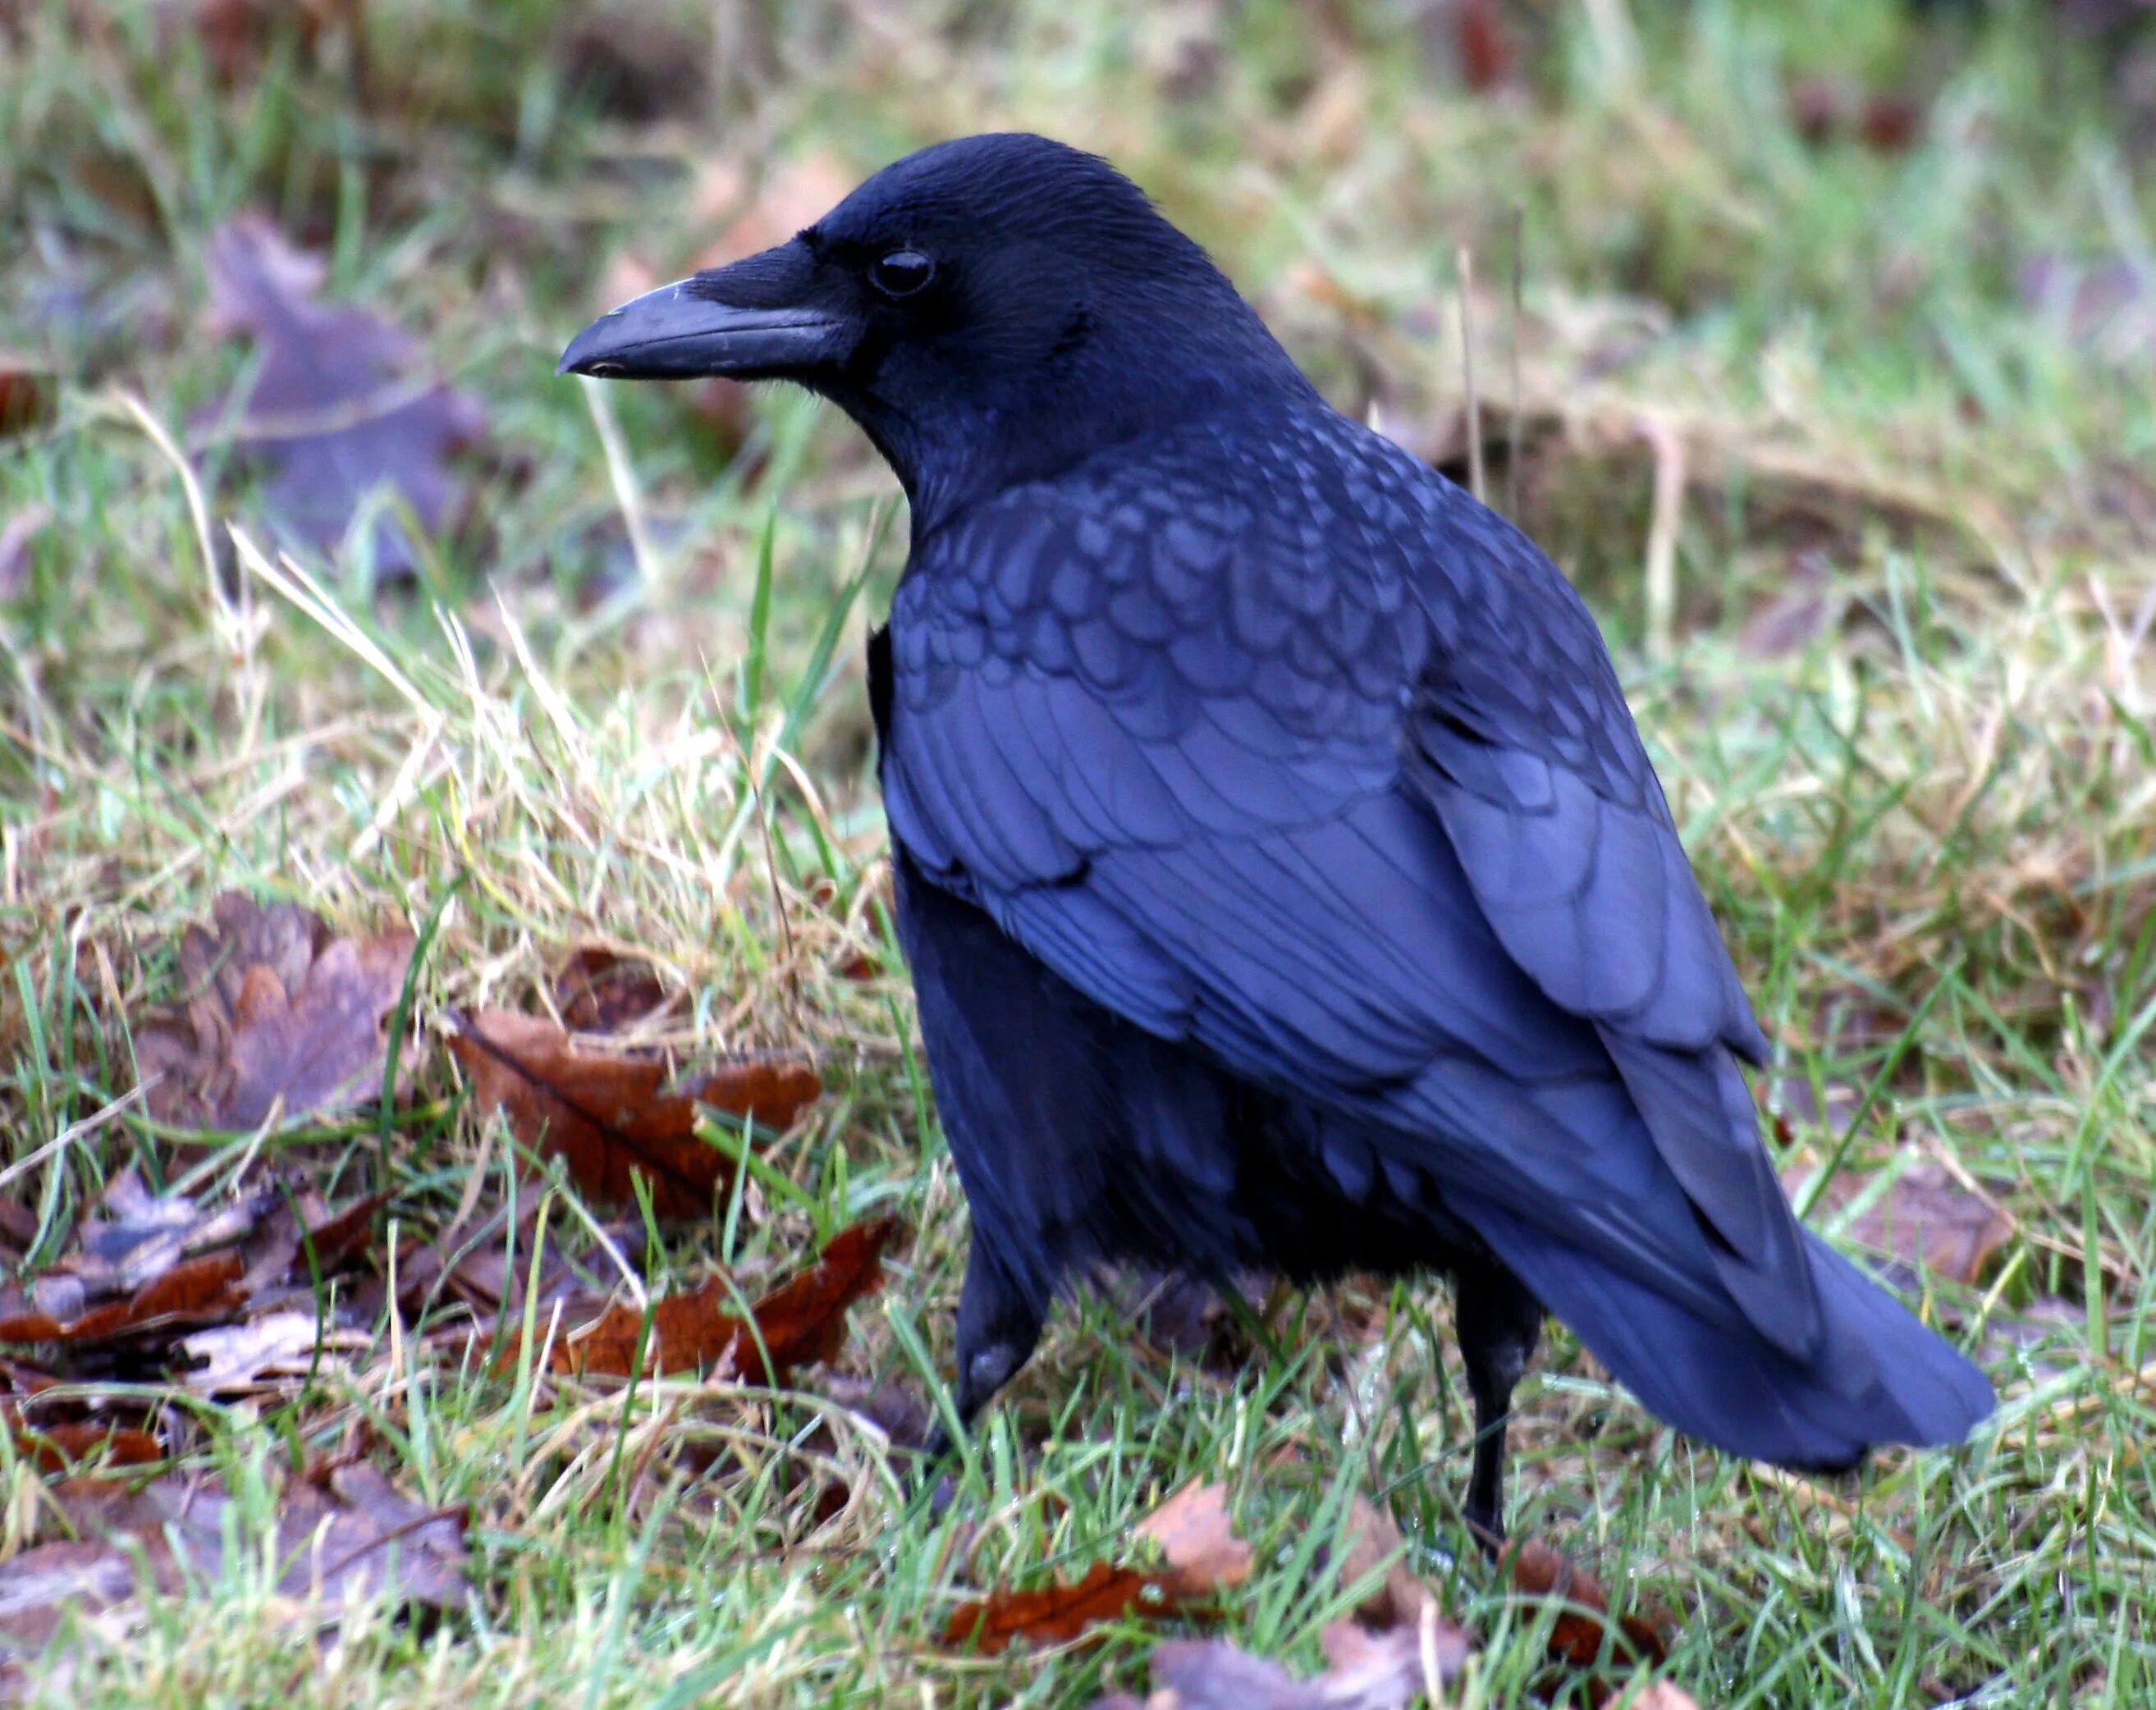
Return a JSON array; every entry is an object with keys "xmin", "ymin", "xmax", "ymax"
[{"xmin": 557, "ymin": 276, "xmax": 854, "ymax": 381}]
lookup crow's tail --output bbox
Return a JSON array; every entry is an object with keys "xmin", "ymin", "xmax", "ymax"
[{"xmin": 1458, "ymin": 1196, "xmax": 1993, "ymax": 1467}]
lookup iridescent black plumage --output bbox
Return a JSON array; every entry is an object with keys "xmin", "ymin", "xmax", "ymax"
[{"xmin": 564, "ymin": 132, "xmax": 1991, "ymax": 1536}]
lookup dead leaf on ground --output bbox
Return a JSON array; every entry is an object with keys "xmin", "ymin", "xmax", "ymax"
[
  {"xmin": 204, "ymin": 216, "xmax": 484, "ymax": 573},
  {"xmin": 1628, "ymin": 1683, "xmax": 1705, "ymax": 1709},
  {"xmin": 0, "ymin": 356, "xmax": 55, "ymax": 439},
  {"xmin": 554, "ymin": 6, "xmax": 708, "ymax": 121},
  {"xmin": 1089, "ymin": 1618, "xmax": 1468, "ymax": 1710},
  {"xmin": 1506, "ymin": 1536, "xmax": 1671, "ymax": 1672},
  {"xmin": 942, "ymin": 1559, "xmax": 1206, "ymax": 1655},
  {"xmin": 177, "ymin": 0, "xmax": 357, "ymax": 84},
  {"xmin": 5, "ymin": 1420, "xmax": 164, "ymax": 1474},
  {"xmin": 0, "ymin": 502, "xmax": 51, "ymax": 601},
  {"xmin": 449, "ymin": 1007, "xmax": 820, "ymax": 1219},
  {"xmin": 0, "ymin": 1461, "xmax": 466, "ymax": 1662},
  {"xmin": 817, "ymin": 1373, "xmax": 936, "ymax": 1454},
  {"xmin": 131, "ymin": 891, "xmax": 417, "ymax": 1131},
  {"xmin": 553, "ymin": 945, "xmax": 670, "ymax": 1033},
  {"xmin": 946, "ymin": 1477, "xmax": 1258, "ymax": 1655},
  {"xmin": 1334, "ymin": 1495, "xmax": 1439, "ymax": 1630},
  {"xmin": 1134, "ymin": 1481, "xmax": 1255, "ymax": 1597},
  {"xmin": 177, "ymin": 1308, "xmax": 367, "ymax": 1394},
  {"xmin": 545, "ymin": 1215, "xmax": 899, "ymax": 1382},
  {"xmin": 1786, "ymin": 1158, "xmax": 2013, "ymax": 1288},
  {"xmin": 0, "ymin": 1168, "xmax": 381, "ymax": 1367}
]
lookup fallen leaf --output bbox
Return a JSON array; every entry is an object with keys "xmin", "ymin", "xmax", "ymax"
[
  {"xmin": 1628, "ymin": 1683, "xmax": 1705, "ymax": 1709},
  {"xmin": 204, "ymin": 217, "xmax": 484, "ymax": 572},
  {"xmin": 942, "ymin": 1559, "xmax": 1197, "ymax": 1654},
  {"xmin": 182, "ymin": 0, "xmax": 355, "ymax": 84},
  {"xmin": 817, "ymin": 1374, "xmax": 936, "ymax": 1454},
  {"xmin": 5, "ymin": 1421, "xmax": 163, "ymax": 1473},
  {"xmin": 131, "ymin": 892, "xmax": 417, "ymax": 1131},
  {"xmin": 547, "ymin": 1215, "xmax": 899, "ymax": 1381},
  {"xmin": 0, "ymin": 503, "xmax": 50, "ymax": 601},
  {"xmin": 0, "ymin": 1461, "xmax": 466, "ymax": 1659},
  {"xmin": 1135, "ymin": 1481, "xmax": 1255, "ymax": 1597},
  {"xmin": 0, "ymin": 1250, "xmax": 246, "ymax": 1347},
  {"xmin": 1506, "ymin": 1537, "xmax": 1670, "ymax": 1671},
  {"xmin": 1455, "ymin": 0, "xmax": 1517, "ymax": 93},
  {"xmin": 555, "ymin": 7, "xmax": 709, "ymax": 121},
  {"xmin": 945, "ymin": 1474, "xmax": 1254, "ymax": 1656},
  {"xmin": 0, "ymin": 1169, "xmax": 378, "ymax": 1365},
  {"xmin": 554, "ymin": 945, "xmax": 671, "ymax": 1033},
  {"xmin": 177, "ymin": 1308, "xmax": 357, "ymax": 1394},
  {"xmin": 449, "ymin": 1008, "xmax": 819, "ymax": 1219},
  {"xmin": 1088, "ymin": 1619, "xmax": 1468, "ymax": 1709},
  {"xmin": 1788, "ymin": 1159, "xmax": 2013, "ymax": 1287},
  {"xmin": 0, "ymin": 355, "xmax": 55, "ymax": 439},
  {"xmin": 1334, "ymin": 1496, "xmax": 1438, "ymax": 1630}
]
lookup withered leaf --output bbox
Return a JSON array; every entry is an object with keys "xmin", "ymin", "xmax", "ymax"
[
  {"xmin": 1334, "ymin": 1495, "xmax": 1438, "ymax": 1630},
  {"xmin": 204, "ymin": 216, "xmax": 484, "ymax": 571},
  {"xmin": 0, "ymin": 1461, "xmax": 467, "ymax": 1660},
  {"xmin": 945, "ymin": 1476, "xmax": 1253, "ymax": 1656},
  {"xmin": 132, "ymin": 891, "xmax": 417, "ymax": 1131},
  {"xmin": 547, "ymin": 1215, "xmax": 899, "ymax": 1382},
  {"xmin": 941, "ymin": 1559, "xmax": 1202, "ymax": 1654},
  {"xmin": 1087, "ymin": 1620, "xmax": 1465, "ymax": 1709},
  {"xmin": 1629, "ymin": 1684, "xmax": 1706, "ymax": 1709},
  {"xmin": 1134, "ymin": 1481, "xmax": 1254, "ymax": 1598},
  {"xmin": 1789, "ymin": 1159, "xmax": 2013, "ymax": 1287},
  {"xmin": 553, "ymin": 945, "xmax": 669, "ymax": 1033},
  {"xmin": 0, "ymin": 356, "xmax": 55, "ymax": 439},
  {"xmin": 0, "ymin": 1250, "xmax": 246, "ymax": 1347},
  {"xmin": 5, "ymin": 1421, "xmax": 163, "ymax": 1473},
  {"xmin": 1505, "ymin": 1537, "xmax": 1671, "ymax": 1671},
  {"xmin": 0, "ymin": 1169, "xmax": 378, "ymax": 1364},
  {"xmin": 177, "ymin": 1308, "xmax": 363, "ymax": 1395},
  {"xmin": 449, "ymin": 1008, "xmax": 820, "ymax": 1219}
]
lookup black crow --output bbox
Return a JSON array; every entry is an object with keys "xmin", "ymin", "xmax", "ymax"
[{"xmin": 561, "ymin": 133, "xmax": 1991, "ymax": 1538}]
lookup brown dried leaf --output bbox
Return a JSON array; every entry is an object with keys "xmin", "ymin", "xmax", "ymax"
[
  {"xmin": 132, "ymin": 892, "xmax": 417, "ymax": 1131},
  {"xmin": 1134, "ymin": 1481, "xmax": 1253, "ymax": 1597},
  {"xmin": 1506, "ymin": 1537, "xmax": 1671, "ymax": 1671},
  {"xmin": 547, "ymin": 1215, "xmax": 899, "ymax": 1382},
  {"xmin": 204, "ymin": 217, "xmax": 484, "ymax": 572},
  {"xmin": 553, "ymin": 946, "xmax": 669, "ymax": 1033},
  {"xmin": 0, "ymin": 1461, "xmax": 466, "ymax": 1659},
  {"xmin": 1088, "ymin": 1619, "xmax": 1467, "ymax": 1709},
  {"xmin": 5, "ymin": 1421, "xmax": 163, "ymax": 1473},
  {"xmin": 0, "ymin": 1170, "xmax": 378, "ymax": 1367},
  {"xmin": 177, "ymin": 1308, "xmax": 360, "ymax": 1394},
  {"xmin": 947, "ymin": 1476, "xmax": 1256, "ymax": 1657},
  {"xmin": 1334, "ymin": 1496, "xmax": 1437, "ymax": 1630},
  {"xmin": 449, "ymin": 1008, "xmax": 819, "ymax": 1219},
  {"xmin": 0, "ymin": 1250, "xmax": 246, "ymax": 1347},
  {"xmin": 0, "ymin": 355, "xmax": 55, "ymax": 439},
  {"xmin": 1790, "ymin": 1159, "xmax": 2013, "ymax": 1287},
  {"xmin": 0, "ymin": 503, "xmax": 50, "ymax": 601},
  {"xmin": 1629, "ymin": 1684, "xmax": 1705, "ymax": 1709},
  {"xmin": 941, "ymin": 1559, "xmax": 1197, "ymax": 1655}
]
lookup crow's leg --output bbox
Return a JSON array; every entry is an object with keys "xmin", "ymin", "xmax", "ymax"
[
  {"xmin": 922, "ymin": 1240, "xmax": 1045, "ymax": 1467},
  {"xmin": 1453, "ymin": 1259, "xmax": 1544, "ymax": 1550}
]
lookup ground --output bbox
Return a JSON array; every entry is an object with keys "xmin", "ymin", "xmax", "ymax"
[{"xmin": 1, "ymin": 2, "xmax": 2152, "ymax": 1706}]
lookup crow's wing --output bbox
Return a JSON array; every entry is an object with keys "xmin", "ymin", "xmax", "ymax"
[{"xmin": 882, "ymin": 409, "xmax": 1815, "ymax": 1356}]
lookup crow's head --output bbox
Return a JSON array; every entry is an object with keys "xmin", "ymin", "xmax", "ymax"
[{"xmin": 560, "ymin": 134, "xmax": 1307, "ymax": 521}]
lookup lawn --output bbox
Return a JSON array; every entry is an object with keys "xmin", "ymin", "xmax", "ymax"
[{"xmin": 2, "ymin": 2, "xmax": 2152, "ymax": 1705}]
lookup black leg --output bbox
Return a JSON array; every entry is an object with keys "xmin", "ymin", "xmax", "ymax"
[
  {"xmin": 1453, "ymin": 1259, "xmax": 1543, "ymax": 1551},
  {"xmin": 922, "ymin": 1239, "xmax": 1045, "ymax": 1468}
]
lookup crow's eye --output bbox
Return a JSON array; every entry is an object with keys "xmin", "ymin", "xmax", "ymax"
[{"xmin": 869, "ymin": 249, "xmax": 936, "ymax": 299}]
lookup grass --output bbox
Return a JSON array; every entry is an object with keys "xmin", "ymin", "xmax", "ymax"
[{"xmin": 2, "ymin": 0, "xmax": 2154, "ymax": 1703}]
